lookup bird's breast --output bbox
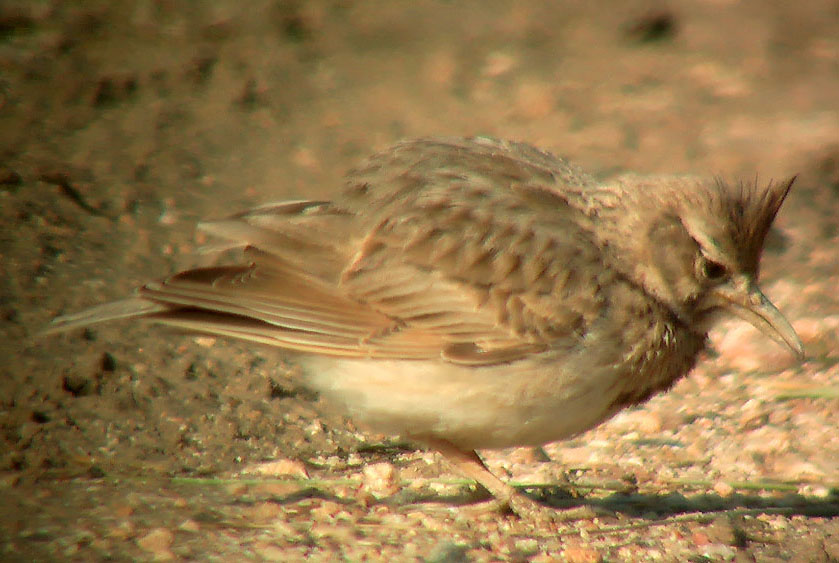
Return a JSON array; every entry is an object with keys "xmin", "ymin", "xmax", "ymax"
[{"xmin": 604, "ymin": 316, "xmax": 706, "ymax": 414}]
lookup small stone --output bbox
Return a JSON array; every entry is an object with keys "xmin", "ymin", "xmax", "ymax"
[
  {"xmin": 482, "ymin": 51, "xmax": 516, "ymax": 77},
  {"xmin": 178, "ymin": 519, "xmax": 200, "ymax": 532},
  {"xmin": 514, "ymin": 537, "xmax": 539, "ymax": 556},
  {"xmin": 362, "ymin": 461, "xmax": 399, "ymax": 498},
  {"xmin": 62, "ymin": 373, "xmax": 92, "ymax": 397},
  {"xmin": 243, "ymin": 501, "xmax": 283, "ymax": 523},
  {"xmin": 136, "ymin": 528, "xmax": 174, "ymax": 560},
  {"xmin": 242, "ymin": 458, "xmax": 308, "ymax": 478},
  {"xmin": 107, "ymin": 520, "xmax": 135, "ymax": 539}
]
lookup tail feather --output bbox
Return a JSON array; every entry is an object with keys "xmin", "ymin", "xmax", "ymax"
[{"xmin": 42, "ymin": 298, "xmax": 168, "ymax": 335}]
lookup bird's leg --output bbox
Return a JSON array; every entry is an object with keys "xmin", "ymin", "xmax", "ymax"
[
  {"xmin": 424, "ymin": 438, "xmax": 598, "ymax": 521},
  {"xmin": 425, "ymin": 438, "xmax": 517, "ymax": 506}
]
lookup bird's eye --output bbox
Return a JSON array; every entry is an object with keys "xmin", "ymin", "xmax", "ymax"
[{"xmin": 701, "ymin": 258, "xmax": 727, "ymax": 281}]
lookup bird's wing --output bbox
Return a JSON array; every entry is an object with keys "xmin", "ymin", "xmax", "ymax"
[{"xmin": 48, "ymin": 138, "xmax": 607, "ymax": 366}]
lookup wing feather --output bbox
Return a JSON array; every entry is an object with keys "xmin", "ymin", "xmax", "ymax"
[{"xmin": 47, "ymin": 137, "xmax": 606, "ymax": 366}]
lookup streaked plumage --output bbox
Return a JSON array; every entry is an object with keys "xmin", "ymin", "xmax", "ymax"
[{"xmin": 47, "ymin": 137, "xmax": 802, "ymax": 516}]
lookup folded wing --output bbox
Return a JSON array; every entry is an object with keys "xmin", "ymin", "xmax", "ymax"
[{"xmin": 47, "ymin": 138, "xmax": 605, "ymax": 366}]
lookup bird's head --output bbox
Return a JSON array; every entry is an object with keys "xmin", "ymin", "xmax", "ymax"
[{"xmin": 599, "ymin": 174, "xmax": 802, "ymax": 357}]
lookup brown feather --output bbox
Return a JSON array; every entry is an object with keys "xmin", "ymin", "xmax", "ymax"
[{"xmin": 47, "ymin": 137, "xmax": 611, "ymax": 367}]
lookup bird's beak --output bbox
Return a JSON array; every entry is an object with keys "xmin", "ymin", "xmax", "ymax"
[{"xmin": 714, "ymin": 278, "xmax": 804, "ymax": 359}]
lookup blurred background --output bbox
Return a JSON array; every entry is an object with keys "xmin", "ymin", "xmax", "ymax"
[{"xmin": 1, "ymin": 1, "xmax": 838, "ymax": 560}]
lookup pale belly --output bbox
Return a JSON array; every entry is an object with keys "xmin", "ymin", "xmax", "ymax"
[{"xmin": 303, "ymin": 351, "xmax": 630, "ymax": 450}]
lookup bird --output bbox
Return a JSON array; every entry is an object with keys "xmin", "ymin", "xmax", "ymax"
[{"xmin": 45, "ymin": 136, "xmax": 803, "ymax": 518}]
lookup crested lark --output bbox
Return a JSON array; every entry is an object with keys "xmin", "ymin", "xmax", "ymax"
[{"xmin": 47, "ymin": 136, "xmax": 803, "ymax": 517}]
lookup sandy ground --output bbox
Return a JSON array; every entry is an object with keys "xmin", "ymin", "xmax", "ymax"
[{"xmin": 1, "ymin": 1, "xmax": 838, "ymax": 561}]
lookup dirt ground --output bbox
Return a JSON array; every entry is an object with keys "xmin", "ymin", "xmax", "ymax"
[{"xmin": 1, "ymin": 1, "xmax": 838, "ymax": 561}]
